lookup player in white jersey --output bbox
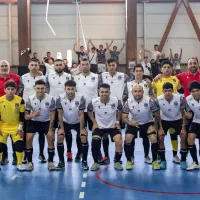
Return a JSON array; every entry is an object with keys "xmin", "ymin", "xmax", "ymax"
[
  {"xmin": 88, "ymin": 83, "xmax": 123, "ymax": 171},
  {"xmin": 98, "ymin": 58, "xmax": 129, "ymax": 164},
  {"xmin": 124, "ymin": 64, "xmax": 153, "ymax": 165},
  {"xmin": 185, "ymin": 81, "xmax": 200, "ymax": 170},
  {"xmin": 18, "ymin": 59, "xmax": 47, "ymax": 163},
  {"xmin": 56, "ymin": 80, "xmax": 89, "ymax": 171},
  {"xmin": 24, "ymin": 80, "xmax": 56, "ymax": 171},
  {"xmin": 156, "ymin": 82, "xmax": 187, "ymax": 170},
  {"xmin": 46, "ymin": 58, "xmax": 74, "ymax": 161},
  {"xmin": 122, "ymin": 84, "xmax": 160, "ymax": 170}
]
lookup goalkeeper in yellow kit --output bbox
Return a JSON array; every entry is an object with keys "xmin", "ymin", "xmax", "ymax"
[{"xmin": 0, "ymin": 81, "xmax": 25, "ymax": 171}]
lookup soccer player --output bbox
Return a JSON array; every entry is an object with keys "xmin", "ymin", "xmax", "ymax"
[
  {"xmin": 0, "ymin": 60, "xmax": 20, "ymax": 165},
  {"xmin": 56, "ymin": 80, "xmax": 89, "ymax": 170},
  {"xmin": 73, "ymin": 58, "xmax": 99, "ymax": 162},
  {"xmin": 151, "ymin": 60, "xmax": 182, "ymax": 163},
  {"xmin": 185, "ymin": 81, "xmax": 200, "ymax": 170},
  {"xmin": 98, "ymin": 58, "xmax": 129, "ymax": 164},
  {"xmin": 123, "ymin": 64, "xmax": 153, "ymax": 164},
  {"xmin": 25, "ymin": 80, "xmax": 55, "ymax": 171},
  {"xmin": 18, "ymin": 59, "xmax": 47, "ymax": 163},
  {"xmin": 122, "ymin": 84, "xmax": 160, "ymax": 170},
  {"xmin": 156, "ymin": 82, "xmax": 187, "ymax": 169},
  {"xmin": 0, "ymin": 81, "xmax": 25, "ymax": 171},
  {"xmin": 88, "ymin": 83, "xmax": 123, "ymax": 171}
]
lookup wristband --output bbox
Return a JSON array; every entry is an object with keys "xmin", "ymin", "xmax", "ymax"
[{"xmin": 18, "ymin": 124, "xmax": 23, "ymax": 131}]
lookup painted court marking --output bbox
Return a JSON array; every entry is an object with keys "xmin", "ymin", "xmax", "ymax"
[
  {"xmin": 79, "ymin": 192, "xmax": 85, "ymax": 199},
  {"xmin": 79, "ymin": 172, "xmax": 88, "ymax": 198},
  {"xmin": 96, "ymin": 167, "xmax": 200, "ymax": 195},
  {"xmin": 81, "ymin": 182, "xmax": 86, "ymax": 187}
]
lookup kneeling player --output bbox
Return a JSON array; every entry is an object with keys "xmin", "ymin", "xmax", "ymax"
[
  {"xmin": 0, "ymin": 81, "xmax": 25, "ymax": 171},
  {"xmin": 156, "ymin": 82, "xmax": 187, "ymax": 169},
  {"xmin": 56, "ymin": 80, "xmax": 89, "ymax": 170},
  {"xmin": 122, "ymin": 84, "xmax": 160, "ymax": 170},
  {"xmin": 88, "ymin": 83, "xmax": 123, "ymax": 171},
  {"xmin": 25, "ymin": 80, "xmax": 55, "ymax": 171}
]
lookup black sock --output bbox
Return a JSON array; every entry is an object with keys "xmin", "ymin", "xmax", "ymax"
[
  {"xmin": 124, "ymin": 143, "xmax": 133, "ymax": 161},
  {"xmin": 143, "ymin": 137, "xmax": 150, "ymax": 158},
  {"xmin": 26, "ymin": 148, "xmax": 33, "ymax": 163},
  {"xmin": 115, "ymin": 152, "xmax": 122, "ymax": 162},
  {"xmin": 180, "ymin": 149, "xmax": 187, "ymax": 162},
  {"xmin": 76, "ymin": 136, "xmax": 82, "ymax": 155},
  {"xmin": 48, "ymin": 148, "xmax": 55, "ymax": 162},
  {"xmin": 188, "ymin": 144, "xmax": 198, "ymax": 164},
  {"xmin": 66, "ymin": 132, "xmax": 72, "ymax": 153},
  {"xmin": 131, "ymin": 137, "xmax": 135, "ymax": 158},
  {"xmin": 173, "ymin": 150, "xmax": 177, "ymax": 157},
  {"xmin": 2, "ymin": 145, "xmax": 8, "ymax": 159},
  {"xmin": 57, "ymin": 143, "xmax": 64, "ymax": 162},
  {"xmin": 151, "ymin": 143, "xmax": 158, "ymax": 162},
  {"xmin": 158, "ymin": 148, "xmax": 166, "ymax": 161},
  {"xmin": 103, "ymin": 138, "xmax": 109, "ymax": 157},
  {"xmin": 39, "ymin": 133, "xmax": 45, "ymax": 156},
  {"xmin": 82, "ymin": 142, "xmax": 89, "ymax": 162},
  {"xmin": 11, "ymin": 139, "xmax": 16, "ymax": 158},
  {"xmin": 92, "ymin": 138, "xmax": 101, "ymax": 163}
]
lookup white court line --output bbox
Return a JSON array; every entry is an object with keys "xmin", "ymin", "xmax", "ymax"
[
  {"xmin": 81, "ymin": 182, "xmax": 86, "ymax": 188},
  {"xmin": 11, "ymin": 175, "xmax": 21, "ymax": 180},
  {"xmin": 83, "ymin": 173, "xmax": 87, "ymax": 178},
  {"xmin": 79, "ymin": 192, "xmax": 85, "ymax": 199}
]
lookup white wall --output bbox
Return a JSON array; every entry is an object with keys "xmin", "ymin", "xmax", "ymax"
[{"xmin": 0, "ymin": 2, "xmax": 200, "ymax": 65}]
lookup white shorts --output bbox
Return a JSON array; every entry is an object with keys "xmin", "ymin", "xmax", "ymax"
[{"xmin": 98, "ymin": 64, "xmax": 106, "ymax": 73}]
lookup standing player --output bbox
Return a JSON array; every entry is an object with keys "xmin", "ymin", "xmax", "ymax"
[
  {"xmin": 122, "ymin": 84, "xmax": 160, "ymax": 170},
  {"xmin": 0, "ymin": 81, "xmax": 25, "ymax": 171},
  {"xmin": 156, "ymin": 82, "xmax": 187, "ymax": 169},
  {"xmin": 25, "ymin": 80, "xmax": 56, "ymax": 171},
  {"xmin": 0, "ymin": 60, "xmax": 20, "ymax": 165},
  {"xmin": 18, "ymin": 59, "xmax": 47, "ymax": 163},
  {"xmin": 73, "ymin": 58, "xmax": 99, "ymax": 162},
  {"xmin": 56, "ymin": 80, "xmax": 88, "ymax": 170},
  {"xmin": 88, "ymin": 83, "xmax": 123, "ymax": 171}
]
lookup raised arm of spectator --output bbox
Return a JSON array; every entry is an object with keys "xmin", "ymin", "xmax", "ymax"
[
  {"xmin": 73, "ymin": 42, "xmax": 77, "ymax": 53},
  {"xmin": 119, "ymin": 42, "xmax": 125, "ymax": 53},
  {"xmin": 170, "ymin": 48, "xmax": 174, "ymax": 61},
  {"xmin": 107, "ymin": 40, "xmax": 114, "ymax": 50},
  {"xmin": 139, "ymin": 50, "xmax": 143, "ymax": 62},
  {"xmin": 141, "ymin": 45, "xmax": 151, "ymax": 54},
  {"xmin": 179, "ymin": 48, "xmax": 183, "ymax": 61},
  {"xmin": 90, "ymin": 40, "xmax": 97, "ymax": 49}
]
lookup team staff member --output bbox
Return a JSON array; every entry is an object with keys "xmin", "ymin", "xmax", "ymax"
[
  {"xmin": 0, "ymin": 60, "xmax": 20, "ymax": 165},
  {"xmin": 122, "ymin": 84, "xmax": 160, "ymax": 170},
  {"xmin": 25, "ymin": 80, "xmax": 56, "ymax": 171},
  {"xmin": 151, "ymin": 60, "xmax": 181, "ymax": 164},
  {"xmin": 56, "ymin": 80, "xmax": 89, "ymax": 170},
  {"xmin": 156, "ymin": 83, "xmax": 187, "ymax": 170},
  {"xmin": 88, "ymin": 83, "xmax": 123, "ymax": 171},
  {"xmin": 0, "ymin": 81, "xmax": 25, "ymax": 171}
]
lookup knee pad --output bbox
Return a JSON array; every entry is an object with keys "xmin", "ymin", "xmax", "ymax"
[
  {"xmin": 0, "ymin": 142, "xmax": 7, "ymax": 153},
  {"xmin": 14, "ymin": 140, "xmax": 24, "ymax": 152}
]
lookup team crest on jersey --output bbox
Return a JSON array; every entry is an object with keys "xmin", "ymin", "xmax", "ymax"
[
  {"xmin": 58, "ymin": 82, "xmax": 61, "ymax": 85},
  {"xmin": 15, "ymin": 103, "xmax": 19, "ymax": 108},
  {"xmin": 91, "ymin": 77, "xmax": 95, "ymax": 81},
  {"xmin": 66, "ymin": 77, "xmax": 69, "ymax": 80},
  {"xmin": 75, "ymin": 101, "xmax": 79, "ymax": 106},
  {"xmin": 168, "ymin": 109, "xmax": 171, "ymax": 111},
  {"xmin": 192, "ymin": 103, "xmax": 194, "ymax": 106},
  {"xmin": 144, "ymin": 84, "xmax": 147, "ymax": 88},
  {"xmin": 174, "ymin": 101, "xmax": 178, "ymax": 106},
  {"xmin": 45, "ymin": 102, "xmax": 49, "ymax": 107},
  {"xmin": 144, "ymin": 103, "xmax": 148, "ymax": 107},
  {"xmin": 111, "ymin": 103, "xmax": 115, "ymax": 109},
  {"xmin": 69, "ymin": 108, "xmax": 72, "ymax": 111},
  {"xmin": 172, "ymin": 79, "xmax": 176, "ymax": 82},
  {"xmin": 118, "ymin": 75, "xmax": 122, "ymax": 80},
  {"xmin": 53, "ymin": 77, "xmax": 55, "ymax": 79}
]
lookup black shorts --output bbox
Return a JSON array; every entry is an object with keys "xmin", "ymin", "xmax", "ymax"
[
  {"xmin": 189, "ymin": 122, "xmax": 200, "ymax": 138},
  {"xmin": 63, "ymin": 122, "xmax": 80, "ymax": 136},
  {"xmin": 92, "ymin": 128, "xmax": 121, "ymax": 141},
  {"xmin": 90, "ymin": 64, "xmax": 98, "ymax": 73},
  {"xmin": 125, "ymin": 122, "xmax": 154, "ymax": 138},
  {"xmin": 161, "ymin": 119, "xmax": 182, "ymax": 135},
  {"xmin": 84, "ymin": 112, "xmax": 93, "ymax": 131},
  {"xmin": 26, "ymin": 120, "xmax": 50, "ymax": 135}
]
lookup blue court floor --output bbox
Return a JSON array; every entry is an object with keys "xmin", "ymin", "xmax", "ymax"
[{"xmin": 0, "ymin": 132, "xmax": 200, "ymax": 200}]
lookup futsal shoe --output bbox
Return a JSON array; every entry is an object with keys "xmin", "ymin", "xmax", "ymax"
[
  {"xmin": 82, "ymin": 161, "xmax": 89, "ymax": 171},
  {"xmin": 1, "ymin": 157, "xmax": 9, "ymax": 165},
  {"xmin": 99, "ymin": 156, "xmax": 110, "ymax": 165},
  {"xmin": 17, "ymin": 164, "xmax": 26, "ymax": 172},
  {"xmin": 160, "ymin": 161, "xmax": 167, "ymax": 170},
  {"xmin": 67, "ymin": 152, "xmax": 73, "ymax": 162},
  {"xmin": 180, "ymin": 161, "xmax": 188, "ymax": 170},
  {"xmin": 144, "ymin": 156, "xmax": 152, "ymax": 164},
  {"xmin": 114, "ymin": 162, "xmax": 123, "ymax": 171},
  {"xmin": 55, "ymin": 161, "xmax": 65, "ymax": 171},
  {"xmin": 152, "ymin": 161, "xmax": 160, "ymax": 170},
  {"xmin": 75, "ymin": 153, "xmax": 82, "ymax": 163},
  {"xmin": 90, "ymin": 163, "xmax": 100, "ymax": 171},
  {"xmin": 173, "ymin": 155, "xmax": 181, "ymax": 164},
  {"xmin": 38, "ymin": 154, "xmax": 47, "ymax": 163},
  {"xmin": 26, "ymin": 162, "xmax": 34, "ymax": 171},
  {"xmin": 126, "ymin": 161, "xmax": 133, "ymax": 170},
  {"xmin": 186, "ymin": 162, "xmax": 200, "ymax": 171},
  {"xmin": 48, "ymin": 162, "xmax": 56, "ymax": 171},
  {"xmin": 131, "ymin": 156, "xmax": 134, "ymax": 165}
]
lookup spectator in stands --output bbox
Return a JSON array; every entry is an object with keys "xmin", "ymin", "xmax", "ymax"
[
  {"xmin": 170, "ymin": 48, "xmax": 183, "ymax": 74},
  {"xmin": 73, "ymin": 43, "xmax": 86, "ymax": 64}
]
